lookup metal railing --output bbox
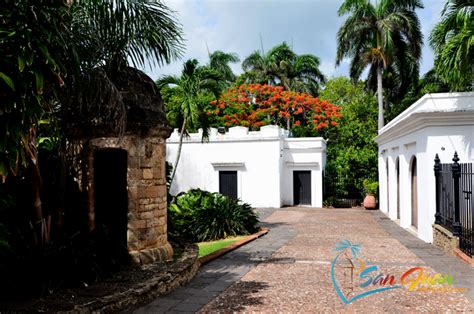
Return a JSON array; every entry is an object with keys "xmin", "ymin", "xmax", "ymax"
[{"xmin": 434, "ymin": 152, "xmax": 474, "ymax": 257}]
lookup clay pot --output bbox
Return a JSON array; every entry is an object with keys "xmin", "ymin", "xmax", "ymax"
[{"xmin": 363, "ymin": 194, "xmax": 377, "ymax": 209}]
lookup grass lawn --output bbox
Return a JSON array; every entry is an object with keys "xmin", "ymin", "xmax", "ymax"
[{"xmin": 197, "ymin": 236, "xmax": 246, "ymax": 257}]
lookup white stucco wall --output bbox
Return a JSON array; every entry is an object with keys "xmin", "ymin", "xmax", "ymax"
[
  {"xmin": 166, "ymin": 125, "xmax": 326, "ymax": 208},
  {"xmin": 376, "ymin": 92, "xmax": 474, "ymax": 243}
]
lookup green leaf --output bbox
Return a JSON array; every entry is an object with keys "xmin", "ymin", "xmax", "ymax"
[
  {"xmin": 0, "ymin": 72, "xmax": 15, "ymax": 91},
  {"xmin": 0, "ymin": 161, "xmax": 6, "ymax": 176},
  {"xmin": 18, "ymin": 56, "xmax": 25, "ymax": 72},
  {"xmin": 35, "ymin": 70, "xmax": 44, "ymax": 94}
]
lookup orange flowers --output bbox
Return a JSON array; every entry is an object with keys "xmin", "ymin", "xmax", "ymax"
[{"xmin": 207, "ymin": 84, "xmax": 341, "ymax": 133}]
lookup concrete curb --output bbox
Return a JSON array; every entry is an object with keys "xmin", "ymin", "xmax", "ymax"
[{"xmin": 198, "ymin": 227, "xmax": 269, "ymax": 266}]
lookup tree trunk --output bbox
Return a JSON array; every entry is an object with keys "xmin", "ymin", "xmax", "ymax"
[
  {"xmin": 377, "ymin": 66, "xmax": 384, "ymax": 130},
  {"xmin": 28, "ymin": 129, "xmax": 50, "ymax": 247},
  {"xmin": 169, "ymin": 117, "xmax": 187, "ymax": 188}
]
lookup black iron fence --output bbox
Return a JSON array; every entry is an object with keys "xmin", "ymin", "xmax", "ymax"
[
  {"xmin": 434, "ymin": 152, "xmax": 474, "ymax": 257},
  {"xmin": 323, "ymin": 171, "xmax": 363, "ymax": 208}
]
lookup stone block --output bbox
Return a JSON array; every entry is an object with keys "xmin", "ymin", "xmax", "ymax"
[
  {"xmin": 143, "ymin": 169, "xmax": 153, "ymax": 179},
  {"xmin": 139, "ymin": 250, "xmax": 155, "ymax": 264},
  {"xmin": 129, "ymin": 219, "xmax": 147, "ymax": 230},
  {"xmin": 158, "ymin": 184, "xmax": 167, "ymax": 197},
  {"xmin": 130, "ymin": 251, "xmax": 141, "ymax": 265},
  {"xmin": 145, "ymin": 186, "xmax": 159, "ymax": 198},
  {"xmin": 140, "ymin": 211, "xmax": 154, "ymax": 220}
]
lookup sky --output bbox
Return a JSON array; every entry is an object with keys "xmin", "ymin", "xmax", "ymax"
[{"xmin": 143, "ymin": 0, "xmax": 445, "ymax": 81}]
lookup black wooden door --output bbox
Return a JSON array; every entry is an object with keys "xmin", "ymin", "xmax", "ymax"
[
  {"xmin": 219, "ymin": 171, "xmax": 238, "ymax": 200},
  {"xmin": 293, "ymin": 171, "xmax": 311, "ymax": 205}
]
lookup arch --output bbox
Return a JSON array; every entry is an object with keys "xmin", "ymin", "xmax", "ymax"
[
  {"xmin": 396, "ymin": 157, "xmax": 400, "ymax": 220},
  {"xmin": 410, "ymin": 156, "xmax": 418, "ymax": 229},
  {"xmin": 386, "ymin": 158, "xmax": 390, "ymax": 213}
]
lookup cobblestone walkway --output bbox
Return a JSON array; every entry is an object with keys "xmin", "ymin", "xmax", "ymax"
[{"xmin": 135, "ymin": 208, "xmax": 474, "ymax": 313}]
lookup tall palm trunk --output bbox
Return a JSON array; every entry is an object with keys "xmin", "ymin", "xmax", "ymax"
[
  {"xmin": 169, "ymin": 116, "xmax": 187, "ymax": 188},
  {"xmin": 376, "ymin": 66, "xmax": 384, "ymax": 130}
]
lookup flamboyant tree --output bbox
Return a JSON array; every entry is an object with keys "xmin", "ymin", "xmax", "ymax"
[{"xmin": 207, "ymin": 84, "xmax": 341, "ymax": 136}]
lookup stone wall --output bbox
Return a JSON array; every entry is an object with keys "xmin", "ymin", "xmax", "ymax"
[
  {"xmin": 432, "ymin": 223, "xmax": 459, "ymax": 255},
  {"xmin": 80, "ymin": 134, "xmax": 172, "ymax": 265}
]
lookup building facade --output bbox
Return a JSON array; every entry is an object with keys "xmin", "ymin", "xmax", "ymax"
[
  {"xmin": 167, "ymin": 125, "xmax": 326, "ymax": 208},
  {"xmin": 375, "ymin": 92, "xmax": 474, "ymax": 242}
]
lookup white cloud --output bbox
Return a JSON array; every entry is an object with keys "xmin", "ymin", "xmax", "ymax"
[{"xmin": 142, "ymin": 0, "xmax": 446, "ymax": 81}]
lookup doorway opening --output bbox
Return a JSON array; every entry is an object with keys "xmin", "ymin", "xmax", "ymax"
[
  {"xmin": 94, "ymin": 148, "xmax": 128, "ymax": 262},
  {"xmin": 293, "ymin": 171, "xmax": 311, "ymax": 205},
  {"xmin": 410, "ymin": 156, "xmax": 418, "ymax": 229}
]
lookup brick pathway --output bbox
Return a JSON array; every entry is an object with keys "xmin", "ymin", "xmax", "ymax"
[{"xmin": 135, "ymin": 208, "xmax": 474, "ymax": 313}]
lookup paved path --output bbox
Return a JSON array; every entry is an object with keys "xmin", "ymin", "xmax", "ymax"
[{"xmin": 135, "ymin": 208, "xmax": 474, "ymax": 313}]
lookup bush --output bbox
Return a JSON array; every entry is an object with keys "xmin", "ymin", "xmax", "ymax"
[
  {"xmin": 168, "ymin": 189, "xmax": 259, "ymax": 242},
  {"xmin": 363, "ymin": 179, "xmax": 379, "ymax": 197}
]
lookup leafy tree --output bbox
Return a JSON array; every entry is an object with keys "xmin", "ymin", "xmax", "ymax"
[
  {"xmin": 207, "ymin": 84, "xmax": 341, "ymax": 135},
  {"xmin": 241, "ymin": 42, "xmax": 326, "ymax": 95},
  {"xmin": 319, "ymin": 77, "xmax": 378, "ymax": 199},
  {"xmin": 385, "ymin": 69, "xmax": 450, "ymax": 122},
  {"xmin": 336, "ymin": 0, "xmax": 423, "ymax": 130},
  {"xmin": 208, "ymin": 51, "xmax": 240, "ymax": 85},
  {"xmin": 430, "ymin": 0, "xmax": 473, "ymax": 91},
  {"xmin": 0, "ymin": 0, "xmax": 183, "ymax": 248},
  {"xmin": 157, "ymin": 59, "xmax": 222, "ymax": 186}
]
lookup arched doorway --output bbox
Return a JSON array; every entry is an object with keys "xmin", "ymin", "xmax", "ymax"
[
  {"xmin": 410, "ymin": 156, "xmax": 418, "ymax": 229},
  {"xmin": 386, "ymin": 159, "xmax": 390, "ymax": 212},
  {"xmin": 396, "ymin": 157, "xmax": 400, "ymax": 219}
]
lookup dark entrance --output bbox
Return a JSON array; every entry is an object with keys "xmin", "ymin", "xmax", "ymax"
[
  {"xmin": 411, "ymin": 156, "xmax": 418, "ymax": 229},
  {"xmin": 94, "ymin": 149, "xmax": 128, "ymax": 261},
  {"xmin": 219, "ymin": 171, "xmax": 238, "ymax": 200},
  {"xmin": 396, "ymin": 157, "xmax": 400, "ymax": 219},
  {"xmin": 293, "ymin": 171, "xmax": 311, "ymax": 205}
]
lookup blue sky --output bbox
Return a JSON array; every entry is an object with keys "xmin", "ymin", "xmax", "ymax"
[{"xmin": 143, "ymin": 0, "xmax": 445, "ymax": 81}]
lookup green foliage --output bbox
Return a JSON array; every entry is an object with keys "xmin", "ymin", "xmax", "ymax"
[
  {"xmin": 336, "ymin": 0, "xmax": 424, "ymax": 128},
  {"xmin": 363, "ymin": 179, "xmax": 379, "ymax": 196},
  {"xmin": 385, "ymin": 69, "xmax": 450, "ymax": 123},
  {"xmin": 161, "ymin": 85, "xmax": 214, "ymax": 131},
  {"xmin": 320, "ymin": 77, "xmax": 378, "ymax": 195},
  {"xmin": 168, "ymin": 189, "xmax": 259, "ymax": 242},
  {"xmin": 0, "ymin": 1, "xmax": 73, "ymax": 176},
  {"xmin": 430, "ymin": 0, "xmax": 473, "ymax": 91},
  {"xmin": 241, "ymin": 42, "xmax": 326, "ymax": 96}
]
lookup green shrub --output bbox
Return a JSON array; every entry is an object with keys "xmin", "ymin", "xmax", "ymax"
[
  {"xmin": 363, "ymin": 179, "xmax": 379, "ymax": 196},
  {"xmin": 168, "ymin": 189, "xmax": 259, "ymax": 242}
]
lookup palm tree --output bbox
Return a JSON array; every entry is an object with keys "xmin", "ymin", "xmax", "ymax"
[
  {"xmin": 157, "ymin": 59, "xmax": 221, "ymax": 187},
  {"xmin": 242, "ymin": 42, "xmax": 326, "ymax": 95},
  {"xmin": 430, "ymin": 0, "xmax": 473, "ymax": 91},
  {"xmin": 336, "ymin": 0, "xmax": 423, "ymax": 130},
  {"xmin": 208, "ymin": 51, "xmax": 240, "ymax": 84},
  {"xmin": 0, "ymin": 0, "xmax": 184, "ymax": 247}
]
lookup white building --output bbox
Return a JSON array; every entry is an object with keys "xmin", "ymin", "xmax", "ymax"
[
  {"xmin": 375, "ymin": 92, "xmax": 474, "ymax": 242},
  {"xmin": 166, "ymin": 125, "xmax": 326, "ymax": 208}
]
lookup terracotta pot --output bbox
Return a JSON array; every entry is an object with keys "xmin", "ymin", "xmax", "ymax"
[{"xmin": 363, "ymin": 194, "xmax": 377, "ymax": 209}]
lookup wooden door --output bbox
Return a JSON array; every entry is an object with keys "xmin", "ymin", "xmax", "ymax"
[
  {"xmin": 293, "ymin": 171, "xmax": 311, "ymax": 205},
  {"xmin": 219, "ymin": 171, "xmax": 238, "ymax": 200}
]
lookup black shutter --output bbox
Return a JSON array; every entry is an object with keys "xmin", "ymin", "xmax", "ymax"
[
  {"xmin": 293, "ymin": 171, "xmax": 311, "ymax": 205},
  {"xmin": 219, "ymin": 171, "xmax": 238, "ymax": 200}
]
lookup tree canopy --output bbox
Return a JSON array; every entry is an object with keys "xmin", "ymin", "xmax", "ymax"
[
  {"xmin": 241, "ymin": 42, "xmax": 326, "ymax": 96},
  {"xmin": 336, "ymin": 0, "xmax": 423, "ymax": 129},
  {"xmin": 430, "ymin": 0, "xmax": 473, "ymax": 91}
]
